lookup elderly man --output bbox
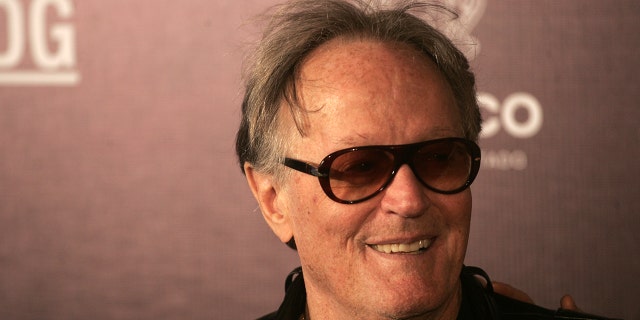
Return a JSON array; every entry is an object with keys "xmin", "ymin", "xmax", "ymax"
[{"xmin": 235, "ymin": 1, "xmax": 615, "ymax": 319}]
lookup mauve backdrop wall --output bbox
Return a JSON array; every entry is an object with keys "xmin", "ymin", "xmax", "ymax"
[{"xmin": 0, "ymin": 1, "xmax": 637, "ymax": 319}]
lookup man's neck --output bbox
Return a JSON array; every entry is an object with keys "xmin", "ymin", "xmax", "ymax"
[{"xmin": 304, "ymin": 282, "xmax": 463, "ymax": 320}]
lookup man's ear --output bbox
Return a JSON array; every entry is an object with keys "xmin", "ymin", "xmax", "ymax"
[{"xmin": 244, "ymin": 163, "xmax": 293, "ymax": 244}]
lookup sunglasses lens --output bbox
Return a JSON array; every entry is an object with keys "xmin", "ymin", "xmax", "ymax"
[
  {"xmin": 413, "ymin": 141, "xmax": 472, "ymax": 192},
  {"xmin": 328, "ymin": 149, "xmax": 394, "ymax": 202},
  {"xmin": 318, "ymin": 139, "xmax": 477, "ymax": 203}
]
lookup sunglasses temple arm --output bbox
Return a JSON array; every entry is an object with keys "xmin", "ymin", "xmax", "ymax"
[{"xmin": 284, "ymin": 158, "xmax": 327, "ymax": 177}]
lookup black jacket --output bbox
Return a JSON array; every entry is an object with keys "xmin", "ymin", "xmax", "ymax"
[{"xmin": 257, "ymin": 266, "xmax": 619, "ymax": 320}]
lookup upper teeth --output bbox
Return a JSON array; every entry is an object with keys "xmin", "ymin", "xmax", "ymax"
[{"xmin": 371, "ymin": 239, "xmax": 431, "ymax": 254}]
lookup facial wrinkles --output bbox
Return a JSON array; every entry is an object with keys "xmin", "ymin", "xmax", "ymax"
[
  {"xmin": 363, "ymin": 45, "xmax": 457, "ymax": 144},
  {"xmin": 302, "ymin": 44, "xmax": 404, "ymax": 140},
  {"xmin": 297, "ymin": 39, "xmax": 463, "ymax": 146},
  {"xmin": 349, "ymin": 43, "xmax": 409, "ymax": 138}
]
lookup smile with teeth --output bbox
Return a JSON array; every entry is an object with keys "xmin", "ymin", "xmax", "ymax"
[{"xmin": 370, "ymin": 239, "xmax": 432, "ymax": 254}]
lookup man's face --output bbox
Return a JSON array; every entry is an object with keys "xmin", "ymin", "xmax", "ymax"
[{"xmin": 269, "ymin": 39, "xmax": 471, "ymax": 319}]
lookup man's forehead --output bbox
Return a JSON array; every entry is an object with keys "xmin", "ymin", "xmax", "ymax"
[
  {"xmin": 299, "ymin": 38, "xmax": 434, "ymax": 81},
  {"xmin": 294, "ymin": 39, "xmax": 443, "ymax": 111},
  {"xmin": 280, "ymin": 38, "xmax": 460, "ymax": 151}
]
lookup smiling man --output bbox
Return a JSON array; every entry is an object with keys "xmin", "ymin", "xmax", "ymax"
[
  {"xmin": 235, "ymin": 1, "xmax": 616, "ymax": 319},
  {"xmin": 257, "ymin": 38, "xmax": 475, "ymax": 319}
]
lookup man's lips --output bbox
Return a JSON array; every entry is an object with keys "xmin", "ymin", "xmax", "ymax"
[{"xmin": 368, "ymin": 239, "xmax": 433, "ymax": 254}]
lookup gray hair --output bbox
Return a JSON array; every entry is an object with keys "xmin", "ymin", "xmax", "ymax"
[{"xmin": 235, "ymin": 0, "xmax": 481, "ymax": 177}]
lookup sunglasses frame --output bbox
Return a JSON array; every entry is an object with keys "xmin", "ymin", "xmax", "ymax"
[{"xmin": 283, "ymin": 137, "xmax": 481, "ymax": 204}]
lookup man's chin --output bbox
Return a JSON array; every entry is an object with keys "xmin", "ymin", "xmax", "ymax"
[{"xmin": 361, "ymin": 288, "xmax": 460, "ymax": 320}]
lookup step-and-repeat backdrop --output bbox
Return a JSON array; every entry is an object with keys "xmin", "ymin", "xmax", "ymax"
[{"xmin": 1, "ymin": 1, "xmax": 638, "ymax": 319}]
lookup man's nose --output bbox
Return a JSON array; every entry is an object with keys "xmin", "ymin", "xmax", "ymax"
[{"xmin": 379, "ymin": 164, "xmax": 430, "ymax": 218}]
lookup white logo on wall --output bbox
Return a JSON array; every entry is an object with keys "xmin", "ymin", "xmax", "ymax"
[
  {"xmin": 446, "ymin": 0, "xmax": 543, "ymax": 171},
  {"xmin": 478, "ymin": 92, "xmax": 543, "ymax": 171},
  {"xmin": 0, "ymin": 0, "xmax": 79, "ymax": 86}
]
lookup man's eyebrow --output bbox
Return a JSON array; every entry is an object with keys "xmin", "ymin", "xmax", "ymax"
[
  {"xmin": 332, "ymin": 133, "xmax": 370, "ymax": 147},
  {"xmin": 331, "ymin": 127, "xmax": 461, "ymax": 147}
]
